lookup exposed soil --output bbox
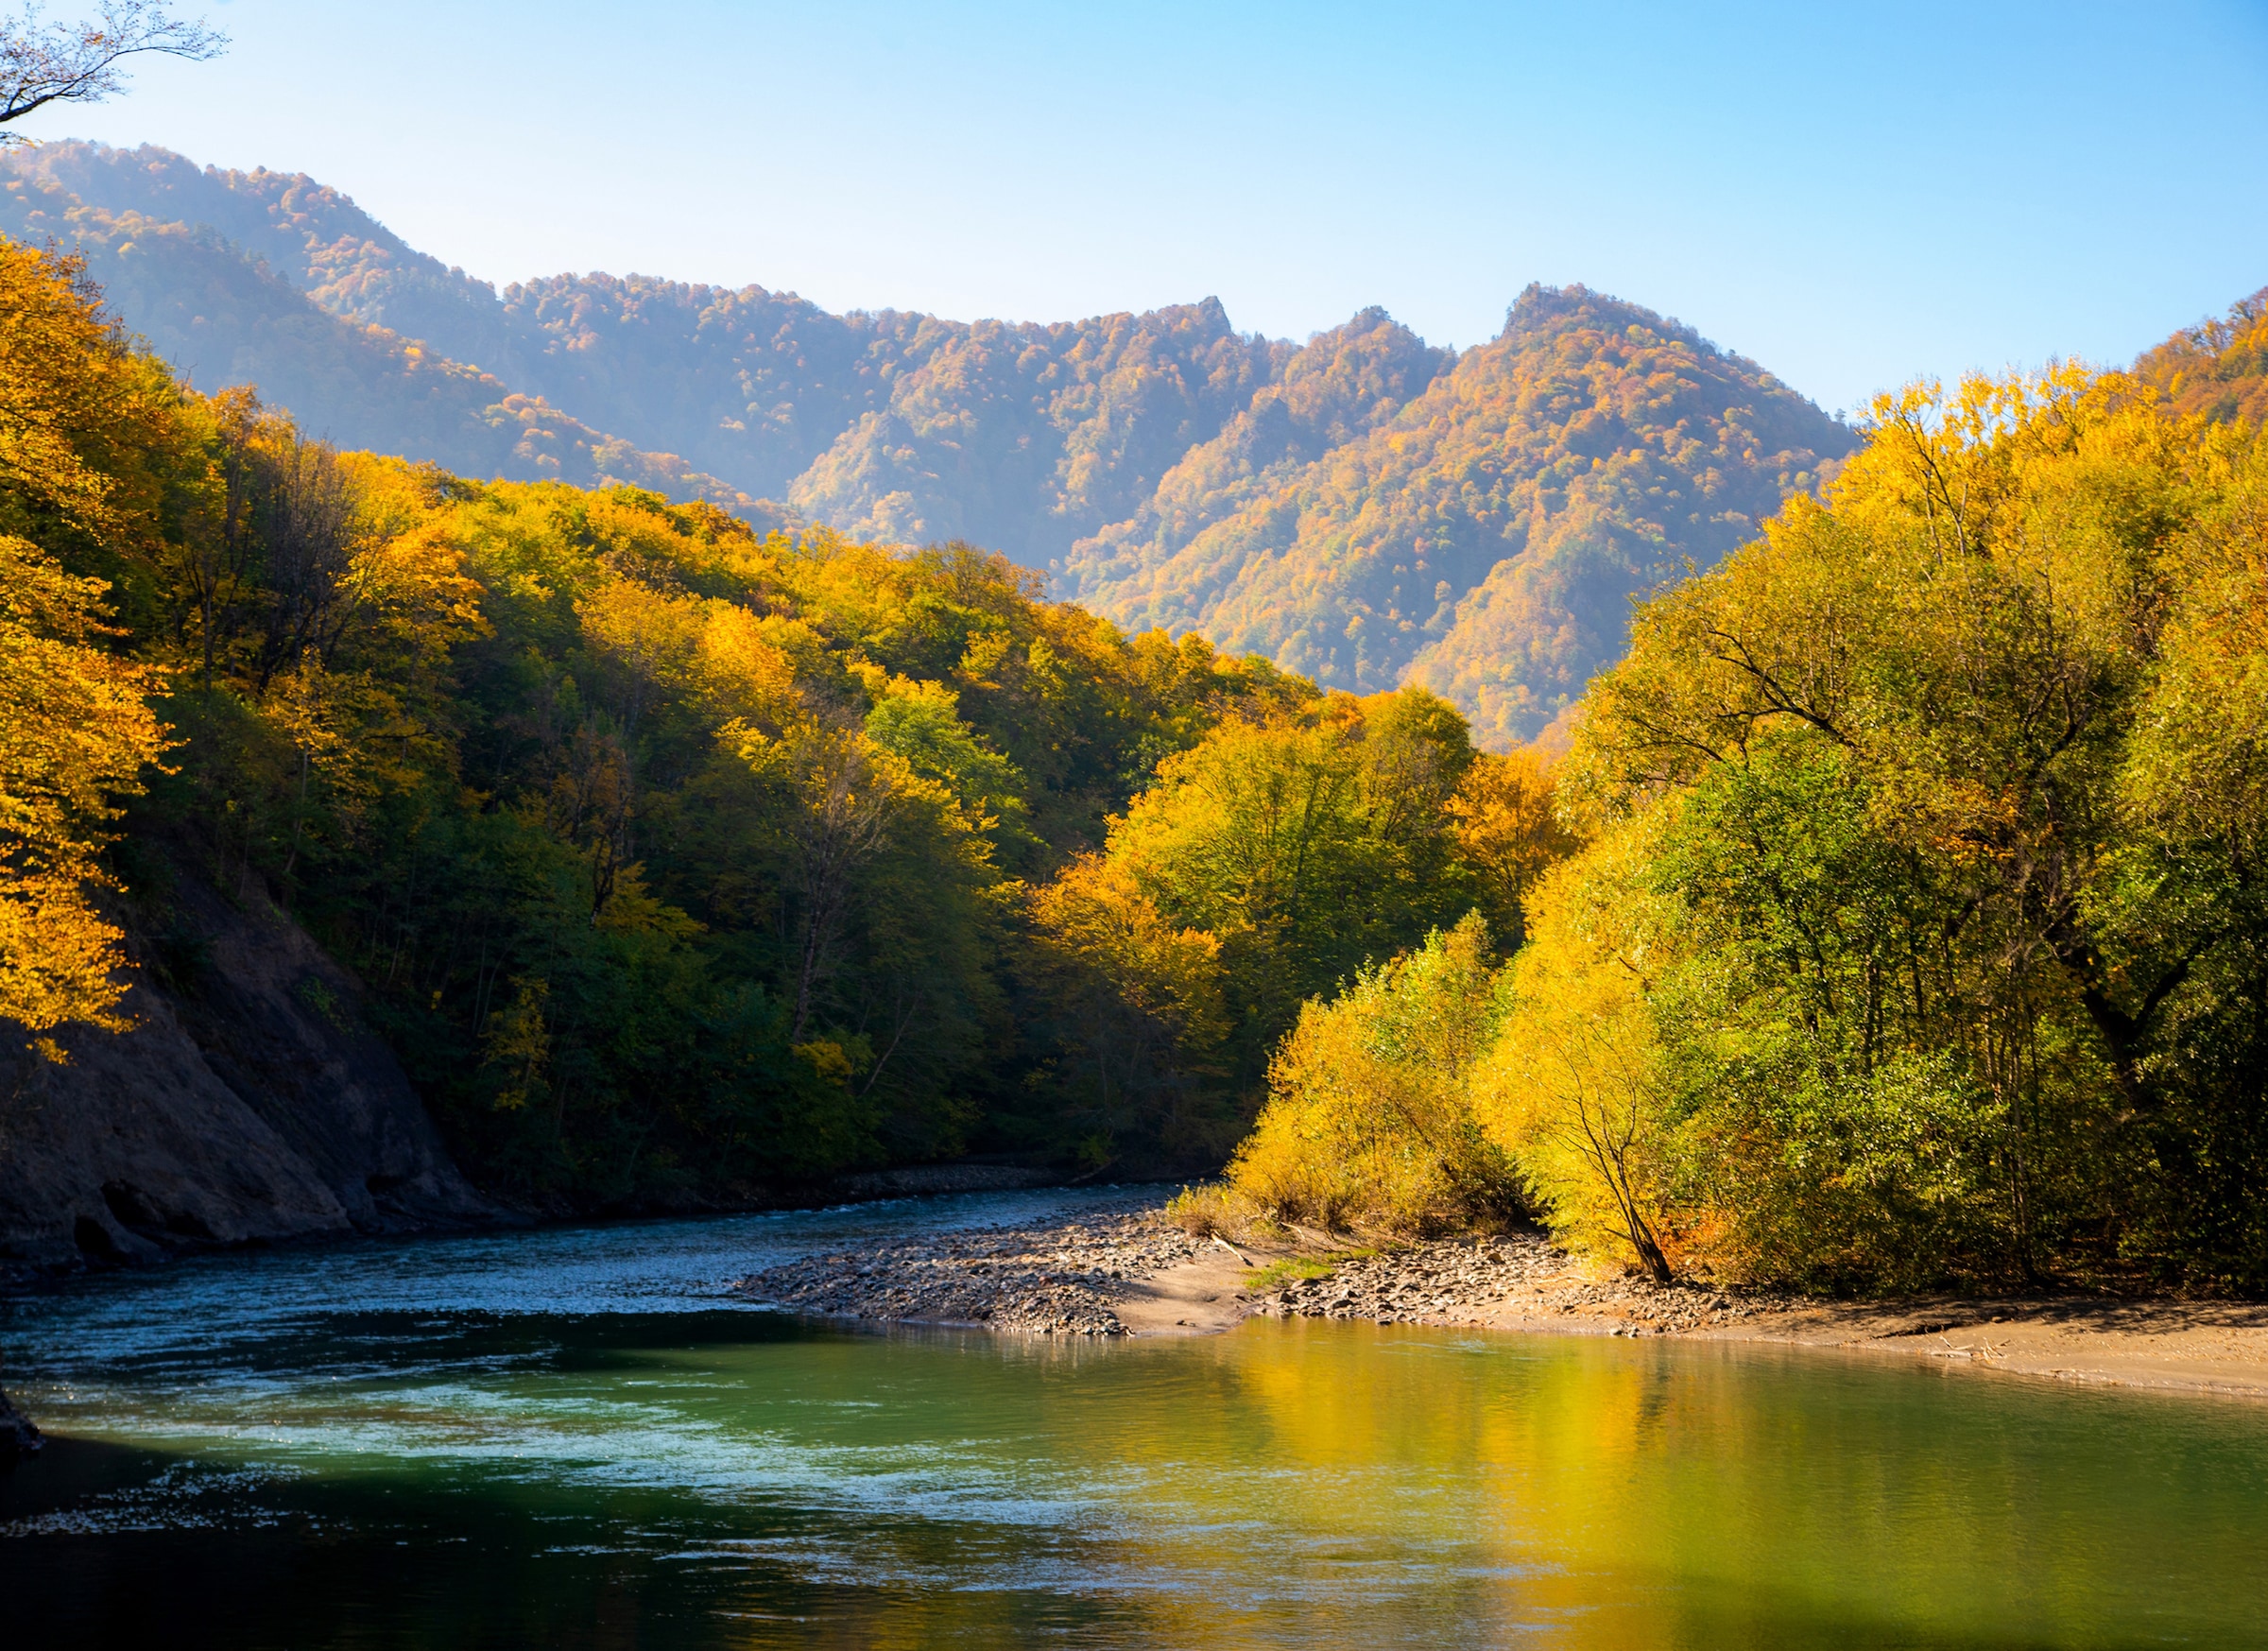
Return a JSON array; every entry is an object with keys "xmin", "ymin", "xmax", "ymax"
[
  {"xmin": 733, "ymin": 1195, "xmax": 2268, "ymax": 1399},
  {"xmin": 1660, "ymin": 1293, "xmax": 2268, "ymax": 1398},
  {"xmin": 0, "ymin": 868, "xmax": 494, "ymax": 1284}
]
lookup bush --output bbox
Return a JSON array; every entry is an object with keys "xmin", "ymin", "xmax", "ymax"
[
  {"xmin": 1226, "ymin": 914, "xmax": 1522, "ymax": 1235},
  {"xmin": 1164, "ymin": 1181, "xmax": 1252, "ymax": 1240}
]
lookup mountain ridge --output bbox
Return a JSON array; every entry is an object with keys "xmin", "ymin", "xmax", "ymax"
[
  {"xmin": 1060, "ymin": 284, "xmax": 1857, "ymax": 744},
  {"xmin": 4, "ymin": 140, "xmax": 1862, "ymax": 747},
  {"xmin": 0, "ymin": 146, "xmax": 782, "ymax": 515}
]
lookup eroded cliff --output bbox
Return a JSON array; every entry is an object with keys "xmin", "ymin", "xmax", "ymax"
[{"xmin": 0, "ymin": 875, "xmax": 496, "ymax": 1281}]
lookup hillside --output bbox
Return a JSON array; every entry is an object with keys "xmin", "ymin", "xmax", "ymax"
[
  {"xmin": 2136, "ymin": 285, "xmax": 2268, "ymax": 425},
  {"xmin": 1061, "ymin": 286, "xmax": 1858, "ymax": 747},
  {"xmin": 0, "ymin": 149, "xmax": 774, "ymax": 516},
  {"xmin": 3, "ymin": 234, "xmax": 1533, "ymax": 1216},
  {"xmin": 7, "ymin": 140, "xmax": 2266, "ymax": 1274},
  {"xmin": 5, "ymin": 142, "xmax": 1864, "ymax": 747}
]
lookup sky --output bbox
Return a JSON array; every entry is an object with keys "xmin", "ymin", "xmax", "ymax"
[{"xmin": 28, "ymin": 0, "xmax": 2268, "ymax": 416}]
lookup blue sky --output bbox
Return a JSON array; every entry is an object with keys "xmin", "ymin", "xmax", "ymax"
[{"xmin": 30, "ymin": 0, "xmax": 2268, "ymax": 414}]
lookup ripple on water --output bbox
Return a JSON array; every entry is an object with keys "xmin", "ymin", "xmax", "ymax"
[{"xmin": 7, "ymin": 1192, "xmax": 2268, "ymax": 1649}]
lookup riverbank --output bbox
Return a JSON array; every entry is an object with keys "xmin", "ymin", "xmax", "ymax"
[
  {"xmin": 734, "ymin": 1195, "xmax": 2268, "ymax": 1398},
  {"xmin": 736, "ymin": 1200, "xmax": 1205, "ymax": 1334}
]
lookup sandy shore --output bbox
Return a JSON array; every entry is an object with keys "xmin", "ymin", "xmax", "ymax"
[{"xmin": 733, "ymin": 1195, "xmax": 2268, "ymax": 1398}]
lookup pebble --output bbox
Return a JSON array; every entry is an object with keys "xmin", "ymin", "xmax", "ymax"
[
  {"xmin": 733, "ymin": 1197, "xmax": 1806, "ymax": 1337},
  {"xmin": 1253, "ymin": 1238, "xmax": 1803, "ymax": 1331},
  {"xmin": 736, "ymin": 1205, "xmax": 1204, "ymax": 1335}
]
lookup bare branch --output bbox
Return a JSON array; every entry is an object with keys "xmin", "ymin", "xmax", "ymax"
[{"xmin": 0, "ymin": 1, "xmax": 225, "ymax": 141}]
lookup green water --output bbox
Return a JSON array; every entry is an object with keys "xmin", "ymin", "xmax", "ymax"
[{"xmin": 3, "ymin": 1193, "xmax": 2265, "ymax": 1648}]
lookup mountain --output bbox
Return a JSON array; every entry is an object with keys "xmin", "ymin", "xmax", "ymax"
[
  {"xmin": 3, "ymin": 141, "xmax": 1859, "ymax": 747},
  {"xmin": 2136, "ymin": 286, "xmax": 2268, "ymax": 426},
  {"xmin": 1067, "ymin": 308, "xmax": 1454, "ymax": 590},
  {"xmin": 1061, "ymin": 285, "xmax": 1856, "ymax": 746},
  {"xmin": 0, "ymin": 143, "xmax": 1299, "ymax": 560},
  {"xmin": 0, "ymin": 146, "xmax": 783, "ymax": 516}
]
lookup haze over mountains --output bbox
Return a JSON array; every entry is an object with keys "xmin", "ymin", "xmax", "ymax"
[{"xmin": 4, "ymin": 141, "xmax": 1858, "ymax": 744}]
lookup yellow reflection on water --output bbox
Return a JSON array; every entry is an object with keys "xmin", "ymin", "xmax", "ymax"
[
  {"xmin": 783, "ymin": 1318, "xmax": 2268, "ymax": 1649},
  {"xmin": 24, "ymin": 1310, "xmax": 2268, "ymax": 1650}
]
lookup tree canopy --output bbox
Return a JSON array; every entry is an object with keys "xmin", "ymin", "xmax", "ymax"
[
  {"xmin": 0, "ymin": 2, "xmax": 222, "ymax": 141},
  {"xmin": 9, "ymin": 221, "xmax": 2265, "ymax": 1291},
  {"xmin": 0, "ymin": 236, "xmax": 1534, "ymax": 1203},
  {"xmin": 2136, "ymin": 286, "xmax": 2268, "ymax": 428},
  {"xmin": 1212, "ymin": 340, "xmax": 2268, "ymax": 1295},
  {"xmin": 3, "ymin": 148, "xmax": 1854, "ymax": 749},
  {"xmin": 1490, "ymin": 365, "xmax": 2268, "ymax": 1289}
]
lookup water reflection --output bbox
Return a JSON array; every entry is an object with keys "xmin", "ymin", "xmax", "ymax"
[{"xmin": 3, "ymin": 1200, "xmax": 2266, "ymax": 1648}]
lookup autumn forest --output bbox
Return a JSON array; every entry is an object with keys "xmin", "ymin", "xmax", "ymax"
[{"xmin": 7, "ymin": 161, "xmax": 2268, "ymax": 1290}]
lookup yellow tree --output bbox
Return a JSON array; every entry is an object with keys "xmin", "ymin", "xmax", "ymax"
[
  {"xmin": 729, "ymin": 714, "xmax": 941, "ymax": 1041},
  {"xmin": 1447, "ymin": 748, "xmax": 1576, "ymax": 948},
  {"xmin": 0, "ymin": 238, "xmax": 175, "ymax": 1057},
  {"xmin": 0, "ymin": 245, "xmax": 112, "ymax": 530},
  {"xmin": 1105, "ymin": 713, "xmax": 1369, "ymax": 1017},
  {"xmin": 1471, "ymin": 817, "xmax": 1685, "ymax": 1281},
  {"xmin": 0, "ymin": 537, "xmax": 168, "ymax": 1055},
  {"xmin": 1231, "ymin": 914, "xmax": 1516, "ymax": 1233}
]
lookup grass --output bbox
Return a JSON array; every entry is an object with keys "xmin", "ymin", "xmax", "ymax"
[
  {"xmin": 1241, "ymin": 1248, "xmax": 1383, "ymax": 1292},
  {"xmin": 1165, "ymin": 1183, "xmax": 1242, "ymax": 1239},
  {"xmin": 1243, "ymin": 1257, "xmax": 1336, "ymax": 1292}
]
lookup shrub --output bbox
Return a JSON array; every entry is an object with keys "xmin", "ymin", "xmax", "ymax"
[{"xmin": 1227, "ymin": 914, "xmax": 1521, "ymax": 1235}]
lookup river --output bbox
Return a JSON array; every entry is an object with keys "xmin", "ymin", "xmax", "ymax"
[{"xmin": 3, "ymin": 1188, "xmax": 2265, "ymax": 1648}]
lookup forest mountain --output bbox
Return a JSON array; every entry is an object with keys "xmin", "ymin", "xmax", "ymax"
[
  {"xmin": 1058, "ymin": 286, "xmax": 1855, "ymax": 746},
  {"xmin": 4, "ymin": 142, "xmax": 1859, "ymax": 744},
  {"xmin": 2135, "ymin": 285, "xmax": 2268, "ymax": 426}
]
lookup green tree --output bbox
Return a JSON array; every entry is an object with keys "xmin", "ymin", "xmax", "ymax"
[{"xmin": 1481, "ymin": 365, "xmax": 2268, "ymax": 1289}]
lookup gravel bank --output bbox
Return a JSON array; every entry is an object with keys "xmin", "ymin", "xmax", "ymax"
[
  {"xmin": 734, "ymin": 1195, "xmax": 1801, "ymax": 1337},
  {"xmin": 737, "ymin": 1203, "xmax": 1206, "ymax": 1334},
  {"xmin": 1258, "ymin": 1236, "xmax": 1806, "ymax": 1333},
  {"xmin": 735, "ymin": 1195, "xmax": 2268, "ymax": 1395}
]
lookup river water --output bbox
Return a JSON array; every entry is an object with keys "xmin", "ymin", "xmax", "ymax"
[{"xmin": 3, "ymin": 1188, "xmax": 2265, "ymax": 1649}]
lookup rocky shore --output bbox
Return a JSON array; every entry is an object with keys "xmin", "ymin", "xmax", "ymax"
[
  {"xmin": 1257, "ymin": 1236, "xmax": 1807, "ymax": 1333},
  {"xmin": 734, "ymin": 1194, "xmax": 1803, "ymax": 1338},
  {"xmin": 734, "ymin": 1194, "xmax": 2268, "ymax": 1397},
  {"xmin": 738, "ymin": 1203, "xmax": 1207, "ymax": 1334}
]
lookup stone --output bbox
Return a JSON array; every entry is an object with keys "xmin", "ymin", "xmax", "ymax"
[{"xmin": 0, "ymin": 1387, "xmax": 43, "ymax": 1465}]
